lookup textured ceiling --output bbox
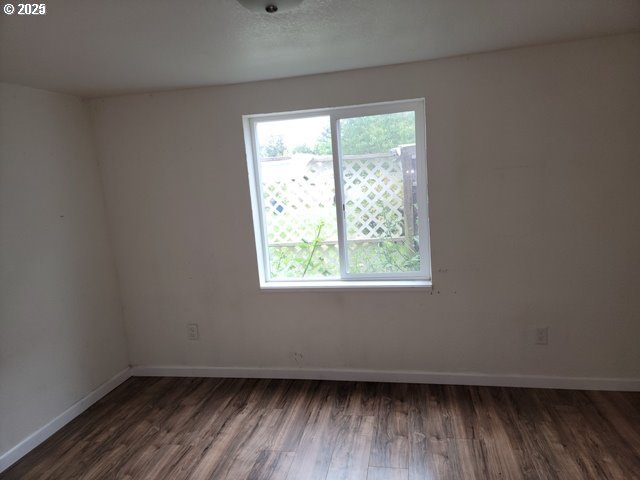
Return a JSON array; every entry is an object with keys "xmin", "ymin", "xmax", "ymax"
[{"xmin": 1, "ymin": 0, "xmax": 639, "ymax": 98}]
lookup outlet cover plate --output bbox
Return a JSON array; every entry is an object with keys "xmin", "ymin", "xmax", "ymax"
[
  {"xmin": 187, "ymin": 323, "xmax": 199, "ymax": 341},
  {"xmin": 535, "ymin": 327, "xmax": 548, "ymax": 345}
]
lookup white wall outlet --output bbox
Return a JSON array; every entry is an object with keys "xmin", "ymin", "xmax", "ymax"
[
  {"xmin": 535, "ymin": 327, "xmax": 548, "ymax": 345},
  {"xmin": 187, "ymin": 323, "xmax": 199, "ymax": 340}
]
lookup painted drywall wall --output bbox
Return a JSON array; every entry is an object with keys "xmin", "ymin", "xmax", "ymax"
[
  {"xmin": 90, "ymin": 33, "xmax": 640, "ymax": 380},
  {"xmin": 0, "ymin": 84, "xmax": 129, "ymax": 455}
]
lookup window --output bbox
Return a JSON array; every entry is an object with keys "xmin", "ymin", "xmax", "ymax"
[{"xmin": 243, "ymin": 99, "xmax": 431, "ymax": 289}]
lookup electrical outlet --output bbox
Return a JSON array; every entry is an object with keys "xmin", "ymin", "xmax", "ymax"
[
  {"xmin": 535, "ymin": 327, "xmax": 548, "ymax": 345},
  {"xmin": 187, "ymin": 323, "xmax": 199, "ymax": 341}
]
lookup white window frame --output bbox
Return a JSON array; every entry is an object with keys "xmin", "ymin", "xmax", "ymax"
[{"xmin": 243, "ymin": 99, "xmax": 432, "ymax": 290}]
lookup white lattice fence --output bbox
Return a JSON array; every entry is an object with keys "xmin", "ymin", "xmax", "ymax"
[
  {"xmin": 261, "ymin": 153, "xmax": 408, "ymax": 244},
  {"xmin": 260, "ymin": 149, "xmax": 418, "ymax": 277},
  {"xmin": 262, "ymin": 157, "xmax": 338, "ymax": 245},
  {"xmin": 342, "ymin": 153, "xmax": 405, "ymax": 240}
]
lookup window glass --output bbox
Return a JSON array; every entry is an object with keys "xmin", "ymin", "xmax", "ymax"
[
  {"xmin": 255, "ymin": 116, "xmax": 339, "ymax": 279},
  {"xmin": 246, "ymin": 100, "xmax": 430, "ymax": 287},
  {"xmin": 339, "ymin": 112, "xmax": 420, "ymax": 274}
]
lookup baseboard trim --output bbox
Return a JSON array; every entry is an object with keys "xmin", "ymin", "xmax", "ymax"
[
  {"xmin": 3, "ymin": 365, "xmax": 637, "ymax": 472},
  {"xmin": 0, "ymin": 367, "xmax": 132, "ymax": 473},
  {"xmin": 130, "ymin": 365, "xmax": 640, "ymax": 392}
]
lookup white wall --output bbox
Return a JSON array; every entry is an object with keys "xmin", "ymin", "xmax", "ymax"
[
  {"xmin": 90, "ymin": 34, "xmax": 640, "ymax": 381},
  {"xmin": 0, "ymin": 84, "xmax": 129, "ymax": 456}
]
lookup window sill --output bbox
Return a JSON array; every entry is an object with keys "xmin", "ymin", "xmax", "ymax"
[{"xmin": 259, "ymin": 280, "xmax": 432, "ymax": 292}]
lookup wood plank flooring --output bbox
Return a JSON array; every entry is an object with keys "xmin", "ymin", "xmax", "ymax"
[{"xmin": 2, "ymin": 377, "xmax": 639, "ymax": 479}]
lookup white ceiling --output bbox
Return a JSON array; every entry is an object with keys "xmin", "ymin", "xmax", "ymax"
[{"xmin": 1, "ymin": 0, "xmax": 639, "ymax": 98}]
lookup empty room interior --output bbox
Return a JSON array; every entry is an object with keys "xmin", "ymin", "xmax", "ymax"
[{"xmin": 1, "ymin": 0, "xmax": 640, "ymax": 478}]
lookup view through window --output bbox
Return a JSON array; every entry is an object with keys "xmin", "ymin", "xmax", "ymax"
[{"xmin": 245, "ymin": 100, "xmax": 431, "ymax": 286}]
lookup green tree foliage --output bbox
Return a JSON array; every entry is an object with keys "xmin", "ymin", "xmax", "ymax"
[
  {"xmin": 260, "ymin": 135, "xmax": 286, "ymax": 157},
  {"xmin": 312, "ymin": 127, "xmax": 333, "ymax": 155},
  {"xmin": 306, "ymin": 111, "xmax": 415, "ymax": 156},
  {"xmin": 291, "ymin": 144, "xmax": 314, "ymax": 154}
]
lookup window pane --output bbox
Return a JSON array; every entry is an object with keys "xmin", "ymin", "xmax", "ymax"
[
  {"xmin": 339, "ymin": 111, "xmax": 421, "ymax": 274},
  {"xmin": 256, "ymin": 116, "xmax": 339, "ymax": 279}
]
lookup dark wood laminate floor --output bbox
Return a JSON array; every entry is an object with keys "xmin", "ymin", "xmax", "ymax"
[{"xmin": 3, "ymin": 377, "xmax": 640, "ymax": 479}]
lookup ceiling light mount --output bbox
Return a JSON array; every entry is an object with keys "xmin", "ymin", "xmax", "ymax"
[{"xmin": 236, "ymin": 0, "xmax": 304, "ymax": 14}]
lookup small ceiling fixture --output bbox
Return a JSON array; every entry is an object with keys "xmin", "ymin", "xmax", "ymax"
[{"xmin": 236, "ymin": 0, "xmax": 304, "ymax": 14}]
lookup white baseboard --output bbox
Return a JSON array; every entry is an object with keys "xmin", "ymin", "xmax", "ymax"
[
  {"xmin": 3, "ymin": 365, "xmax": 637, "ymax": 472},
  {"xmin": 130, "ymin": 365, "xmax": 640, "ymax": 392},
  {"xmin": 0, "ymin": 367, "xmax": 131, "ymax": 473}
]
